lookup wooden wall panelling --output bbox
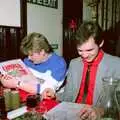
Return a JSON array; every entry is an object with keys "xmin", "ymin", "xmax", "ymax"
[{"xmin": 0, "ymin": 0, "xmax": 27, "ymax": 61}]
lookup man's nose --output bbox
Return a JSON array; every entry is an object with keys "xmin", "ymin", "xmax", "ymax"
[{"xmin": 81, "ymin": 52, "xmax": 88, "ymax": 58}]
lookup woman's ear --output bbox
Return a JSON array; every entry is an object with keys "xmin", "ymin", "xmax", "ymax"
[{"xmin": 99, "ymin": 40, "xmax": 104, "ymax": 48}]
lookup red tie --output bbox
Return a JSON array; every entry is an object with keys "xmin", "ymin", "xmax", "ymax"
[{"xmin": 82, "ymin": 65, "xmax": 91, "ymax": 103}]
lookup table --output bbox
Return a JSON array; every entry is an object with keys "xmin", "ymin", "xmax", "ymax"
[{"xmin": 7, "ymin": 102, "xmax": 84, "ymax": 120}]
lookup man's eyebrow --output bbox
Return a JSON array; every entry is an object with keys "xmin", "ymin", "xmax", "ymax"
[
  {"xmin": 86, "ymin": 48, "xmax": 94, "ymax": 51},
  {"xmin": 77, "ymin": 48, "xmax": 94, "ymax": 51}
]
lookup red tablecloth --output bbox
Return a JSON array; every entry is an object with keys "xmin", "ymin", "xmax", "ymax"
[
  {"xmin": 19, "ymin": 89, "xmax": 59, "ymax": 112},
  {"xmin": 37, "ymin": 99, "xmax": 59, "ymax": 112}
]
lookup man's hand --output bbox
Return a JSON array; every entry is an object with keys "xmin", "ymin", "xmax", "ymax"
[
  {"xmin": 41, "ymin": 88, "xmax": 56, "ymax": 100},
  {"xmin": 0, "ymin": 74, "xmax": 18, "ymax": 88},
  {"xmin": 79, "ymin": 105, "xmax": 104, "ymax": 120}
]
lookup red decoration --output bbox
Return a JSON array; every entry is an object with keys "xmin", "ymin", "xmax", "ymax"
[{"xmin": 68, "ymin": 19, "xmax": 77, "ymax": 32}]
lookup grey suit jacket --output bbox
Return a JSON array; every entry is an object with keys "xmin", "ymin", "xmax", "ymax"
[{"xmin": 62, "ymin": 52, "xmax": 120, "ymax": 105}]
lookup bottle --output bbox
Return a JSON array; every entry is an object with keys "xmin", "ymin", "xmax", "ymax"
[
  {"xmin": 96, "ymin": 77, "xmax": 120, "ymax": 120},
  {"xmin": 0, "ymin": 81, "xmax": 8, "ymax": 120}
]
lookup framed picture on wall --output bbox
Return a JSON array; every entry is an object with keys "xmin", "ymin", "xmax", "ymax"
[{"xmin": 0, "ymin": 0, "xmax": 21, "ymax": 27}]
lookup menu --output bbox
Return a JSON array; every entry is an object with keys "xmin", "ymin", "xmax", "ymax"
[{"xmin": 0, "ymin": 59, "xmax": 38, "ymax": 84}]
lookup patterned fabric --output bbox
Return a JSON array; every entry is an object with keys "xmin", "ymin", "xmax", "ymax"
[
  {"xmin": 24, "ymin": 53, "xmax": 67, "ymax": 81},
  {"xmin": 23, "ymin": 53, "xmax": 67, "ymax": 93}
]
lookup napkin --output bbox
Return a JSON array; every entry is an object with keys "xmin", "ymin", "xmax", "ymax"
[
  {"xmin": 38, "ymin": 99, "xmax": 59, "ymax": 112},
  {"xmin": 19, "ymin": 89, "xmax": 30, "ymax": 102}
]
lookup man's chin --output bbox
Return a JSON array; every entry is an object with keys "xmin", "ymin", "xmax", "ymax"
[{"xmin": 85, "ymin": 59, "xmax": 93, "ymax": 63}]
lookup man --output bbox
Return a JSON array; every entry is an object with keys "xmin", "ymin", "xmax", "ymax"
[
  {"xmin": 1, "ymin": 32, "xmax": 67, "ymax": 100},
  {"xmin": 62, "ymin": 21, "xmax": 120, "ymax": 119}
]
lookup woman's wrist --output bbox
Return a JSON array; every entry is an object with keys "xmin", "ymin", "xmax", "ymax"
[
  {"xmin": 16, "ymin": 81, "xmax": 21, "ymax": 88},
  {"xmin": 37, "ymin": 83, "xmax": 40, "ymax": 94}
]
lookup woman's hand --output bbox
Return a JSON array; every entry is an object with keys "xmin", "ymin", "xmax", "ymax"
[
  {"xmin": 0, "ymin": 74, "xmax": 18, "ymax": 88},
  {"xmin": 41, "ymin": 88, "xmax": 56, "ymax": 100},
  {"xmin": 79, "ymin": 105, "xmax": 104, "ymax": 120}
]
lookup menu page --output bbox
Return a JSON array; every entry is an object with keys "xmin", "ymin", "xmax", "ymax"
[
  {"xmin": 46, "ymin": 102, "xmax": 84, "ymax": 120},
  {"xmin": 0, "ymin": 59, "xmax": 38, "ymax": 84}
]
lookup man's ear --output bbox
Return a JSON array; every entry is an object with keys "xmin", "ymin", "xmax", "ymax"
[{"xmin": 99, "ymin": 40, "xmax": 104, "ymax": 48}]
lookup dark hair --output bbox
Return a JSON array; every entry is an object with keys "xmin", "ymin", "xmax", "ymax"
[
  {"xmin": 75, "ymin": 21, "xmax": 103, "ymax": 46},
  {"xmin": 20, "ymin": 32, "xmax": 53, "ymax": 55}
]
